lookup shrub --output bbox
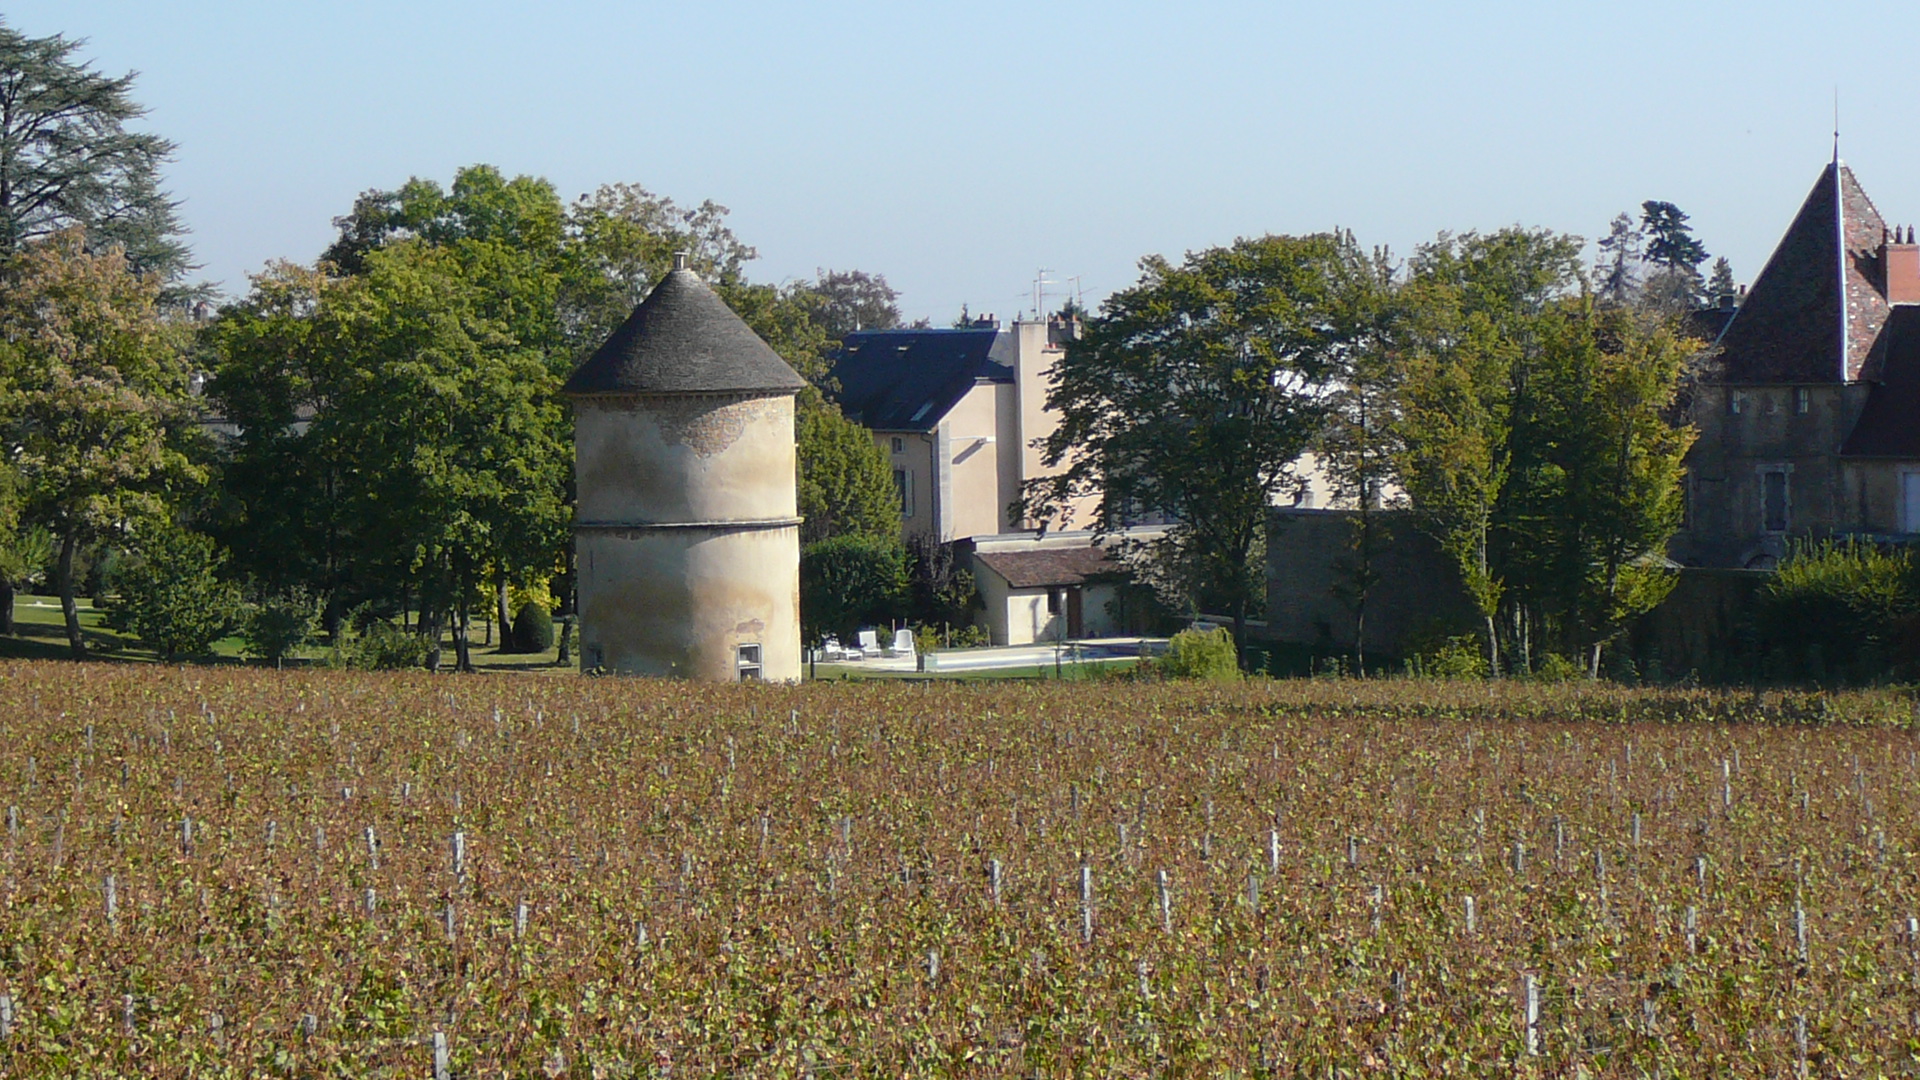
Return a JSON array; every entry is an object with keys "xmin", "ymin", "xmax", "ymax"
[
  {"xmin": 1157, "ymin": 626, "xmax": 1240, "ymax": 681},
  {"xmin": 104, "ymin": 527, "xmax": 241, "ymax": 661},
  {"xmin": 241, "ymin": 588, "xmax": 322, "ymax": 667},
  {"xmin": 1761, "ymin": 540, "xmax": 1920, "ymax": 682},
  {"xmin": 328, "ymin": 613, "xmax": 434, "ymax": 671},
  {"xmin": 1527, "ymin": 652, "xmax": 1585, "ymax": 682},
  {"xmin": 1405, "ymin": 634, "xmax": 1490, "ymax": 679},
  {"xmin": 510, "ymin": 601, "xmax": 554, "ymax": 653}
]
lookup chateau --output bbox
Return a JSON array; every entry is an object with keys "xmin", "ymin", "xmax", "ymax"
[{"xmin": 1678, "ymin": 160, "xmax": 1920, "ymax": 568}]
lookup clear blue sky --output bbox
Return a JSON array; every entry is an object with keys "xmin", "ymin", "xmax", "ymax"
[{"xmin": 17, "ymin": 1, "xmax": 1920, "ymax": 322}]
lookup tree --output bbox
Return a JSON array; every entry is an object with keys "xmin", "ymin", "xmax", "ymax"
[
  {"xmin": 1022, "ymin": 233, "xmax": 1374, "ymax": 658},
  {"xmin": 1525, "ymin": 303, "xmax": 1695, "ymax": 674},
  {"xmin": 807, "ymin": 268, "xmax": 901, "ymax": 340},
  {"xmin": 1395, "ymin": 228, "xmax": 1585, "ymax": 673},
  {"xmin": 1707, "ymin": 257, "xmax": 1736, "ymax": 304},
  {"xmin": 103, "ymin": 523, "xmax": 238, "ymax": 661},
  {"xmin": 308, "ymin": 241, "xmax": 570, "ymax": 671},
  {"xmin": 1313, "ymin": 241, "xmax": 1400, "ymax": 670},
  {"xmin": 0, "ymin": 228, "xmax": 197, "ymax": 656},
  {"xmin": 0, "ymin": 25, "xmax": 188, "ymax": 281},
  {"xmin": 1640, "ymin": 200, "xmax": 1709, "ymax": 312},
  {"xmin": 1594, "ymin": 213, "xmax": 1642, "ymax": 307},
  {"xmin": 796, "ymin": 401, "xmax": 899, "ymax": 545},
  {"xmin": 800, "ymin": 534, "xmax": 906, "ymax": 642}
]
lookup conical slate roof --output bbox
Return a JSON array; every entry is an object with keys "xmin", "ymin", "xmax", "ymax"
[{"xmin": 562, "ymin": 267, "xmax": 808, "ymax": 396}]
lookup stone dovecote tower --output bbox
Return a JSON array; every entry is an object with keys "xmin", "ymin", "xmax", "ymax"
[{"xmin": 561, "ymin": 254, "xmax": 808, "ymax": 680}]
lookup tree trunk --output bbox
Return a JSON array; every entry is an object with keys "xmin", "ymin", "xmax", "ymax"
[
  {"xmin": 454, "ymin": 604, "xmax": 473, "ymax": 673},
  {"xmin": 496, "ymin": 572, "xmax": 512, "ymax": 652},
  {"xmin": 1353, "ymin": 603, "xmax": 1366, "ymax": 676},
  {"xmin": 0, "ymin": 577, "xmax": 13, "ymax": 636},
  {"xmin": 1589, "ymin": 641, "xmax": 1604, "ymax": 680},
  {"xmin": 1232, "ymin": 596, "xmax": 1248, "ymax": 673},
  {"xmin": 421, "ymin": 606, "xmax": 441, "ymax": 672},
  {"xmin": 56, "ymin": 533, "xmax": 86, "ymax": 658},
  {"xmin": 556, "ymin": 616, "xmax": 572, "ymax": 666}
]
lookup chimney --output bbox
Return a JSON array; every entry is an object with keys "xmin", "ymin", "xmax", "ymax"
[
  {"xmin": 1886, "ymin": 226, "xmax": 1920, "ymax": 304},
  {"xmin": 672, "ymin": 250, "xmax": 689, "ymax": 273}
]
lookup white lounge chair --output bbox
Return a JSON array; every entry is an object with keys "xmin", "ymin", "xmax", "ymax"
[
  {"xmin": 887, "ymin": 628, "xmax": 916, "ymax": 657},
  {"xmin": 856, "ymin": 629, "xmax": 882, "ymax": 658}
]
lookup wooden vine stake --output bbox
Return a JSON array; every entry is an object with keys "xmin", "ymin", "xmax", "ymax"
[
  {"xmin": 432, "ymin": 1030, "xmax": 451, "ymax": 1080},
  {"xmin": 0, "ymin": 991, "xmax": 12, "ymax": 1040}
]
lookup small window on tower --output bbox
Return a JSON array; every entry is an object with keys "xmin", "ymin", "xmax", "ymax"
[
  {"xmin": 1795, "ymin": 387, "xmax": 1810, "ymax": 414},
  {"xmin": 1729, "ymin": 393, "xmax": 1744, "ymax": 416},
  {"xmin": 891, "ymin": 436, "xmax": 904, "ymax": 454},
  {"xmin": 736, "ymin": 643, "xmax": 762, "ymax": 682}
]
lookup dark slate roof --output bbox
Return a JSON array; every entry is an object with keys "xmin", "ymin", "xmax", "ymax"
[
  {"xmin": 828, "ymin": 329, "xmax": 1010, "ymax": 432},
  {"xmin": 561, "ymin": 269, "xmax": 807, "ymax": 396},
  {"xmin": 1714, "ymin": 163, "xmax": 1890, "ymax": 384},
  {"xmin": 1841, "ymin": 306, "xmax": 1920, "ymax": 457},
  {"xmin": 1683, "ymin": 304, "xmax": 1738, "ymax": 344},
  {"xmin": 976, "ymin": 545, "xmax": 1120, "ymax": 589}
]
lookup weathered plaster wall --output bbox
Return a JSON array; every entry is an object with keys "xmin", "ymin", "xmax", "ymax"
[
  {"xmin": 577, "ymin": 525, "xmax": 801, "ymax": 681},
  {"xmin": 573, "ymin": 392, "xmax": 801, "ymax": 681},
  {"xmin": 575, "ymin": 395, "xmax": 796, "ymax": 525}
]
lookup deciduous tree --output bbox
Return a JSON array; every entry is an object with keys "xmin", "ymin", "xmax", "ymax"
[{"xmin": 1023, "ymin": 233, "xmax": 1374, "ymax": 657}]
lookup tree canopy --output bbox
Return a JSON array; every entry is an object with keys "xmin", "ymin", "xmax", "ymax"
[
  {"xmin": 0, "ymin": 25, "xmax": 188, "ymax": 281},
  {"xmin": 1023, "ymin": 232, "xmax": 1380, "ymax": 652}
]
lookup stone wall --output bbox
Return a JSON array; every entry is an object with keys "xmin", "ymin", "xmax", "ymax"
[{"xmin": 1264, "ymin": 508, "xmax": 1475, "ymax": 658}]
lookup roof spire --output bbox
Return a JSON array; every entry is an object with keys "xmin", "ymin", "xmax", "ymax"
[{"xmin": 1834, "ymin": 86, "xmax": 1841, "ymax": 164}]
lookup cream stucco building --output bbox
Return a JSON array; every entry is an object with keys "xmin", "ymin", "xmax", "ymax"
[
  {"xmin": 561, "ymin": 256, "xmax": 808, "ymax": 681},
  {"xmin": 831, "ymin": 316, "xmax": 1110, "ymax": 544}
]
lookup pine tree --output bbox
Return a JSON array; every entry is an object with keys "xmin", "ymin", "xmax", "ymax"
[{"xmin": 1707, "ymin": 257, "xmax": 1736, "ymax": 304}]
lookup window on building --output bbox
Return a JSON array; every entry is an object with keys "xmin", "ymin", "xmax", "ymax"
[
  {"xmin": 1729, "ymin": 393, "xmax": 1744, "ymax": 416},
  {"xmin": 1795, "ymin": 387, "xmax": 1811, "ymax": 415},
  {"xmin": 893, "ymin": 468, "xmax": 914, "ymax": 518},
  {"xmin": 1046, "ymin": 589, "xmax": 1061, "ymax": 615},
  {"xmin": 1762, "ymin": 470, "xmax": 1789, "ymax": 533},
  {"xmin": 891, "ymin": 436, "xmax": 904, "ymax": 454},
  {"xmin": 736, "ymin": 643, "xmax": 762, "ymax": 682}
]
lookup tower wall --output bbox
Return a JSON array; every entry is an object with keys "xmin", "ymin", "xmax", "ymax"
[{"xmin": 573, "ymin": 393, "xmax": 801, "ymax": 681}]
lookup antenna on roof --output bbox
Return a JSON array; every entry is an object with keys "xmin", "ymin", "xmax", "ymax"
[{"xmin": 1833, "ymin": 86, "xmax": 1841, "ymax": 164}]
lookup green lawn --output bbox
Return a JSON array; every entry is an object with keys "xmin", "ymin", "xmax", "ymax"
[{"xmin": 3, "ymin": 593, "xmax": 575, "ymax": 672}]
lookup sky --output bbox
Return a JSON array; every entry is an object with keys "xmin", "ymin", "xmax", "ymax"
[{"xmin": 16, "ymin": 1, "xmax": 1920, "ymax": 323}]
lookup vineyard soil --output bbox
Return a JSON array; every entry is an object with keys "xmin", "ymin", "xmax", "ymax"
[{"xmin": 0, "ymin": 662, "xmax": 1916, "ymax": 1076}]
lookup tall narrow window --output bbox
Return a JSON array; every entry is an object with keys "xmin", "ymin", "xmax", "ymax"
[
  {"xmin": 1762, "ymin": 470, "xmax": 1789, "ymax": 533},
  {"xmin": 736, "ymin": 643, "xmax": 762, "ymax": 682},
  {"xmin": 891, "ymin": 436, "xmax": 904, "ymax": 454},
  {"xmin": 1794, "ymin": 387, "xmax": 1811, "ymax": 415},
  {"xmin": 893, "ymin": 468, "xmax": 914, "ymax": 518}
]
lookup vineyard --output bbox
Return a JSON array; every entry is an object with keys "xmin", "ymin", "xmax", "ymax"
[{"xmin": 1, "ymin": 663, "xmax": 1918, "ymax": 1077}]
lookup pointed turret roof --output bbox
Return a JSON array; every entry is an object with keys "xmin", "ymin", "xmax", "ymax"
[
  {"xmin": 562, "ymin": 263, "xmax": 807, "ymax": 397},
  {"xmin": 1714, "ymin": 163, "xmax": 1889, "ymax": 383}
]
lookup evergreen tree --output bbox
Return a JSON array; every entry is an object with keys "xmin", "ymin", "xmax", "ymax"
[
  {"xmin": 1594, "ymin": 213, "xmax": 1642, "ymax": 307},
  {"xmin": 1640, "ymin": 200, "xmax": 1709, "ymax": 311},
  {"xmin": 0, "ymin": 24, "xmax": 189, "ymax": 282},
  {"xmin": 1707, "ymin": 257, "xmax": 1737, "ymax": 304}
]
